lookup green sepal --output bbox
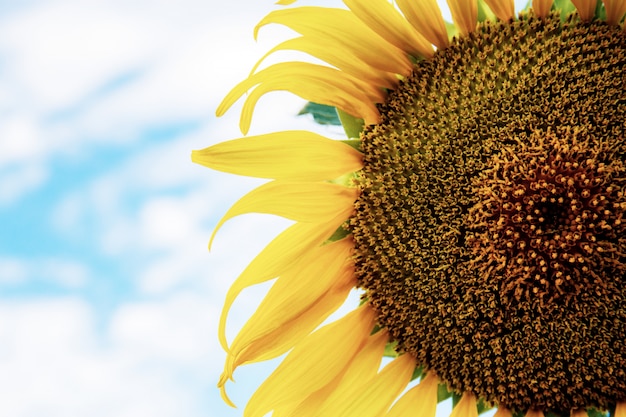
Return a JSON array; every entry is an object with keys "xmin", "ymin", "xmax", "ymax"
[
  {"xmin": 337, "ymin": 108, "xmax": 365, "ymax": 139},
  {"xmin": 445, "ymin": 20, "xmax": 459, "ymax": 40},
  {"xmin": 477, "ymin": 0, "xmax": 496, "ymax": 22},
  {"xmin": 341, "ymin": 139, "xmax": 362, "ymax": 152},
  {"xmin": 477, "ymin": 399, "xmax": 492, "ymax": 415},
  {"xmin": 451, "ymin": 392, "xmax": 462, "ymax": 407},
  {"xmin": 594, "ymin": 0, "xmax": 606, "ymax": 21},
  {"xmin": 587, "ymin": 408, "xmax": 608, "ymax": 417},
  {"xmin": 325, "ymin": 224, "xmax": 350, "ymax": 243},
  {"xmin": 553, "ymin": 0, "xmax": 577, "ymax": 20},
  {"xmin": 299, "ymin": 102, "xmax": 342, "ymax": 126},
  {"xmin": 383, "ymin": 340, "xmax": 398, "ymax": 357},
  {"xmin": 411, "ymin": 365, "xmax": 424, "ymax": 381},
  {"xmin": 437, "ymin": 383, "xmax": 454, "ymax": 402}
]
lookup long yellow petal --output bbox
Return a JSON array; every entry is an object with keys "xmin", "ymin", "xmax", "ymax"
[
  {"xmin": 343, "ymin": 0, "xmax": 434, "ymax": 58},
  {"xmin": 532, "ymin": 0, "xmax": 553, "ymax": 17},
  {"xmin": 571, "ymin": 0, "xmax": 596, "ymax": 20},
  {"xmin": 274, "ymin": 330, "xmax": 388, "ymax": 417},
  {"xmin": 216, "ymin": 62, "xmax": 383, "ymax": 134},
  {"xmin": 243, "ymin": 305, "xmax": 376, "ymax": 417},
  {"xmin": 447, "ymin": 0, "xmax": 478, "ymax": 36},
  {"xmin": 483, "ymin": 0, "xmax": 515, "ymax": 21},
  {"xmin": 192, "ymin": 131, "xmax": 363, "ymax": 181},
  {"xmin": 525, "ymin": 410, "xmax": 545, "ymax": 417},
  {"xmin": 616, "ymin": 402, "xmax": 626, "ymax": 417},
  {"xmin": 250, "ymin": 37, "xmax": 398, "ymax": 89},
  {"xmin": 226, "ymin": 240, "xmax": 355, "ymax": 372},
  {"xmin": 386, "ymin": 372, "xmax": 439, "ymax": 417},
  {"xmin": 210, "ymin": 181, "xmax": 358, "ymax": 248},
  {"xmin": 396, "ymin": 0, "xmax": 449, "ymax": 48},
  {"xmin": 603, "ymin": 0, "xmax": 626, "ymax": 24},
  {"xmin": 255, "ymin": 7, "xmax": 412, "ymax": 75},
  {"xmin": 493, "ymin": 407, "xmax": 513, "ymax": 417},
  {"xmin": 450, "ymin": 393, "xmax": 479, "ymax": 417},
  {"xmin": 218, "ymin": 215, "xmax": 350, "ymax": 352},
  {"xmin": 331, "ymin": 353, "xmax": 417, "ymax": 417}
]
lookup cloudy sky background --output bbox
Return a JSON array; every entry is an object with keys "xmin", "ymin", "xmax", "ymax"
[{"xmin": 0, "ymin": 1, "xmax": 525, "ymax": 416}]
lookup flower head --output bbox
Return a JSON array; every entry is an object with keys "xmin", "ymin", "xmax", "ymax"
[{"xmin": 193, "ymin": 1, "xmax": 626, "ymax": 417}]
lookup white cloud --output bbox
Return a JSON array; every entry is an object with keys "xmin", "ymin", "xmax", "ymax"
[
  {"xmin": 0, "ymin": 297, "xmax": 215, "ymax": 417},
  {"xmin": 0, "ymin": 256, "xmax": 89, "ymax": 288}
]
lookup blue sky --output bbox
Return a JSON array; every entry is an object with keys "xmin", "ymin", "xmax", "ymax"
[{"xmin": 0, "ymin": 1, "xmax": 528, "ymax": 416}]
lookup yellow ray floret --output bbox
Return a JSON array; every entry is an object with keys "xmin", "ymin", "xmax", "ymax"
[
  {"xmin": 525, "ymin": 410, "xmax": 545, "ymax": 417},
  {"xmin": 243, "ymin": 305, "xmax": 376, "ymax": 417},
  {"xmin": 616, "ymin": 402, "xmax": 626, "ymax": 417},
  {"xmin": 217, "ymin": 215, "xmax": 350, "ymax": 352},
  {"xmin": 602, "ymin": 0, "xmax": 626, "ymax": 24},
  {"xmin": 310, "ymin": 330, "xmax": 389, "ymax": 417},
  {"xmin": 483, "ymin": 0, "xmax": 515, "ymax": 21},
  {"xmin": 395, "ymin": 0, "xmax": 449, "ymax": 49},
  {"xmin": 331, "ymin": 354, "xmax": 417, "ymax": 417},
  {"xmin": 450, "ymin": 392, "xmax": 479, "ymax": 417},
  {"xmin": 570, "ymin": 410, "xmax": 587, "ymax": 417},
  {"xmin": 255, "ymin": 7, "xmax": 413, "ymax": 75},
  {"xmin": 250, "ymin": 37, "xmax": 398, "ymax": 90},
  {"xmin": 209, "ymin": 181, "xmax": 358, "ymax": 247},
  {"xmin": 342, "ymin": 0, "xmax": 434, "ymax": 58},
  {"xmin": 493, "ymin": 407, "xmax": 513, "ymax": 417},
  {"xmin": 217, "ymin": 62, "xmax": 384, "ymax": 134},
  {"xmin": 223, "ymin": 240, "xmax": 355, "ymax": 376},
  {"xmin": 191, "ymin": 131, "xmax": 363, "ymax": 182},
  {"xmin": 532, "ymin": 0, "xmax": 554, "ymax": 17},
  {"xmin": 386, "ymin": 372, "xmax": 439, "ymax": 417},
  {"xmin": 571, "ymin": 0, "xmax": 597, "ymax": 20},
  {"xmin": 447, "ymin": 0, "xmax": 478, "ymax": 36}
]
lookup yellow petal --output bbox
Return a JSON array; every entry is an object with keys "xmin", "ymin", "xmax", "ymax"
[
  {"xmin": 386, "ymin": 372, "xmax": 439, "ymax": 417},
  {"xmin": 571, "ymin": 0, "xmax": 596, "ymax": 20},
  {"xmin": 276, "ymin": 0, "xmax": 295, "ymax": 4},
  {"xmin": 243, "ymin": 305, "xmax": 376, "ymax": 417},
  {"xmin": 343, "ymin": 0, "xmax": 434, "ymax": 58},
  {"xmin": 216, "ymin": 62, "xmax": 383, "ymax": 134},
  {"xmin": 315, "ymin": 330, "xmax": 389, "ymax": 413},
  {"xmin": 226, "ymin": 240, "xmax": 355, "ymax": 372},
  {"xmin": 396, "ymin": 0, "xmax": 449, "ymax": 48},
  {"xmin": 483, "ymin": 0, "xmax": 515, "ymax": 21},
  {"xmin": 603, "ymin": 0, "xmax": 626, "ymax": 24},
  {"xmin": 210, "ymin": 181, "xmax": 358, "ymax": 248},
  {"xmin": 616, "ymin": 402, "xmax": 626, "ymax": 417},
  {"xmin": 525, "ymin": 410, "xmax": 545, "ymax": 417},
  {"xmin": 532, "ymin": 0, "xmax": 553, "ymax": 17},
  {"xmin": 218, "ymin": 215, "xmax": 350, "ymax": 352},
  {"xmin": 447, "ymin": 0, "xmax": 478, "ymax": 36},
  {"xmin": 331, "ymin": 353, "xmax": 417, "ymax": 417},
  {"xmin": 192, "ymin": 131, "xmax": 363, "ymax": 182},
  {"xmin": 274, "ymin": 330, "xmax": 388, "ymax": 417},
  {"xmin": 255, "ymin": 7, "xmax": 412, "ymax": 75},
  {"xmin": 250, "ymin": 37, "xmax": 398, "ymax": 89},
  {"xmin": 450, "ymin": 393, "xmax": 478, "ymax": 417},
  {"xmin": 493, "ymin": 407, "xmax": 513, "ymax": 417}
]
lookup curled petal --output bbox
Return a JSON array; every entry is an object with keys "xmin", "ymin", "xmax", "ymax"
[{"xmin": 243, "ymin": 305, "xmax": 376, "ymax": 417}]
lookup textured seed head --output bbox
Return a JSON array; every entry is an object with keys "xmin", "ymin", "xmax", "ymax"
[{"xmin": 351, "ymin": 11, "xmax": 626, "ymax": 415}]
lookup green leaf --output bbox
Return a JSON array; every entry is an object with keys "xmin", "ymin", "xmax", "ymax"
[
  {"xmin": 337, "ymin": 108, "xmax": 365, "ymax": 138},
  {"xmin": 298, "ymin": 102, "xmax": 342, "ymax": 126}
]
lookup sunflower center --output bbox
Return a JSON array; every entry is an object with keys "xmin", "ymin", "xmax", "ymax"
[{"xmin": 351, "ymin": 12, "xmax": 626, "ymax": 414}]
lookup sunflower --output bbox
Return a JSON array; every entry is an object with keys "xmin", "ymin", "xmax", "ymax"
[{"xmin": 193, "ymin": 1, "xmax": 626, "ymax": 417}]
